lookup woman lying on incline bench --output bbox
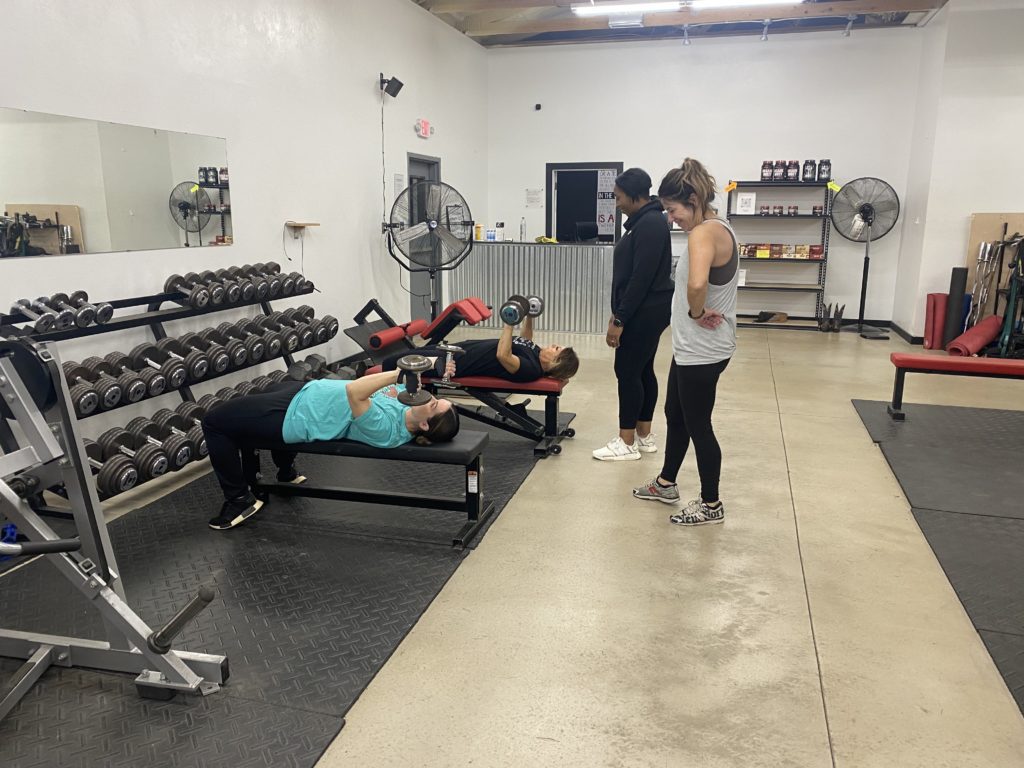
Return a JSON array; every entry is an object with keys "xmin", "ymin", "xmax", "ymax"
[
  {"xmin": 381, "ymin": 315, "xmax": 580, "ymax": 383},
  {"xmin": 202, "ymin": 362, "xmax": 459, "ymax": 531}
]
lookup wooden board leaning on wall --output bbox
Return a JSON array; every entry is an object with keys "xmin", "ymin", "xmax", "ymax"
[
  {"xmin": 965, "ymin": 212, "xmax": 1024, "ymax": 320},
  {"xmin": 4, "ymin": 203, "xmax": 86, "ymax": 255}
]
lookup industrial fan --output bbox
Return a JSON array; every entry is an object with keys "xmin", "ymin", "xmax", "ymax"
[
  {"xmin": 831, "ymin": 177, "xmax": 901, "ymax": 340},
  {"xmin": 168, "ymin": 182, "xmax": 212, "ymax": 247},
  {"xmin": 383, "ymin": 180, "xmax": 475, "ymax": 320}
]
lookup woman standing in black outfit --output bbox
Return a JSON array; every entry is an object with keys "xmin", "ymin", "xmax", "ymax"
[{"xmin": 593, "ymin": 168, "xmax": 674, "ymax": 462}]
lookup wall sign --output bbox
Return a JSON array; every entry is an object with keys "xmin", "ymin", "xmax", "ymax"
[{"xmin": 596, "ymin": 169, "xmax": 616, "ymax": 236}]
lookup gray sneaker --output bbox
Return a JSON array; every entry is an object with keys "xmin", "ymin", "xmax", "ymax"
[
  {"xmin": 669, "ymin": 499, "xmax": 725, "ymax": 526},
  {"xmin": 632, "ymin": 477, "xmax": 680, "ymax": 504}
]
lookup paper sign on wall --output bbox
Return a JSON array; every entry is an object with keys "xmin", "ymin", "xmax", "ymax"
[
  {"xmin": 597, "ymin": 169, "xmax": 616, "ymax": 236},
  {"xmin": 525, "ymin": 188, "xmax": 544, "ymax": 209}
]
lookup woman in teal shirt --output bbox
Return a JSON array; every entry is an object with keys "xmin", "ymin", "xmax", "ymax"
[{"xmin": 202, "ymin": 365, "xmax": 459, "ymax": 530}]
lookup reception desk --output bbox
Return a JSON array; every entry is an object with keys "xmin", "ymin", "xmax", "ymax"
[{"xmin": 446, "ymin": 242, "xmax": 614, "ymax": 334}]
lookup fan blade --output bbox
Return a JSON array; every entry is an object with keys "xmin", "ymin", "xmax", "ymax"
[
  {"xmin": 433, "ymin": 223, "xmax": 465, "ymax": 255},
  {"xmin": 394, "ymin": 221, "xmax": 430, "ymax": 246}
]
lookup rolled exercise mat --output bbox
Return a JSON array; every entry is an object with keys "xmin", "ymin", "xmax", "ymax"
[
  {"xmin": 947, "ymin": 315, "xmax": 1003, "ymax": 356},
  {"xmin": 924, "ymin": 293, "xmax": 937, "ymax": 349},
  {"xmin": 942, "ymin": 267, "xmax": 969, "ymax": 349},
  {"xmin": 931, "ymin": 293, "xmax": 949, "ymax": 350}
]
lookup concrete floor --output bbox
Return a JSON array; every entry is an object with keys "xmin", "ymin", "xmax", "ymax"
[{"xmin": 313, "ymin": 327, "xmax": 1024, "ymax": 768}]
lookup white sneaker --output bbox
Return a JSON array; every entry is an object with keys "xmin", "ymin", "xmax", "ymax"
[
  {"xmin": 636, "ymin": 433, "xmax": 658, "ymax": 453},
  {"xmin": 592, "ymin": 436, "xmax": 641, "ymax": 462}
]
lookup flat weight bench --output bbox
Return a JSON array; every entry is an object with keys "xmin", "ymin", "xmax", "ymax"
[
  {"xmin": 888, "ymin": 352, "xmax": 1024, "ymax": 421},
  {"xmin": 247, "ymin": 430, "xmax": 495, "ymax": 547}
]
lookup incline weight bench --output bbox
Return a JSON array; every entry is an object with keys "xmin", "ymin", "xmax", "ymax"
[
  {"xmin": 887, "ymin": 352, "xmax": 1024, "ymax": 420},
  {"xmin": 341, "ymin": 298, "xmax": 576, "ymax": 457}
]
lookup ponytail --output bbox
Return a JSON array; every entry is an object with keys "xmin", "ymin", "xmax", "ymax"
[{"xmin": 657, "ymin": 158, "xmax": 717, "ymax": 213}]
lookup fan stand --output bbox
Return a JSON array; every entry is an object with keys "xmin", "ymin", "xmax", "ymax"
[
  {"xmin": 841, "ymin": 213, "xmax": 889, "ymax": 341},
  {"xmin": 178, "ymin": 201, "xmax": 192, "ymax": 247}
]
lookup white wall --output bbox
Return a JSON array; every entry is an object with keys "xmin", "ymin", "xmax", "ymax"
[
  {"xmin": 487, "ymin": 30, "xmax": 923, "ymax": 321},
  {"xmin": 0, "ymin": 0, "xmax": 487, "ymax": 437},
  {"xmin": 0, "ymin": 110, "xmax": 112, "ymax": 252},
  {"xmin": 893, "ymin": 0, "xmax": 1024, "ymax": 335}
]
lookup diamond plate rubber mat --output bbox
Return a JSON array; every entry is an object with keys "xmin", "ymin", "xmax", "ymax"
[
  {"xmin": 0, "ymin": 424, "xmax": 541, "ymax": 767},
  {"xmin": 853, "ymin": 400, "xmax": 1024, "ymax": 519},
  {"xmin": 855, "ymin": 400, "xmax": 1024, "ymax": 716}
]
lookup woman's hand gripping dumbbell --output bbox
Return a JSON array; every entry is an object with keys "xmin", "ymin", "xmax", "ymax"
[
  {"xmin": 499, "ymin": 294, "xmax": 544, "ymax": 325},
  {"xmin": 395, "ymin": 355, "xmax": 434, "ymax": 406}
]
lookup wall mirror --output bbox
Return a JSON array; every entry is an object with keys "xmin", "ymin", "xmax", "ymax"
[{"xmin": 0, "ymin": 108, "xmax": 230, "ymax": 258}]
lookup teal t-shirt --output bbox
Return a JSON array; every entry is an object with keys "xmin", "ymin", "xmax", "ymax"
[{"xmin": 281, "ymin": 380, "xmax": 414, "ymax": 448}]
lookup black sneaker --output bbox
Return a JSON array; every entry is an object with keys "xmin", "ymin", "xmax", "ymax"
[
  {"xmin": 277, "ymin": 466, "xmax": 307, "ymax": 484},
  {"xmin": 208, "ymin": 495, "xmax": 264, "ymax": 530}
]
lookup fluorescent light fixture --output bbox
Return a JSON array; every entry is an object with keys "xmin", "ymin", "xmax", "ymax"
[
  {"xmin": 572, "ymin": 2, "xmax": 681, "ymax": 17},
  {"xmin": 691, "ymin": 0, "xmax": 805, "ymax": 9},
  {"xmin": 609, "ymin": 13, "xmax": 645, "ymax": 27}
]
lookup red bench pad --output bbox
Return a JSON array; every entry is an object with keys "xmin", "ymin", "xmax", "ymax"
[
  {"xmin": 891, "ymin": 353, "xmax": 1024, "ymax": 376},
  {"xmin": 363, "ymin": 365, "xmax": 565, "ymax": 393}
]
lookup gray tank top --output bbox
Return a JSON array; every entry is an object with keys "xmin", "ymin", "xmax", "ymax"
[{"xmin": 671, "ymin": 218, "xmax": 739, "ymax": 365}]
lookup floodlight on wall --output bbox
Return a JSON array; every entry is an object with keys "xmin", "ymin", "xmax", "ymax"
[
  {"xmin": 843, "ymin": 14, "xmax": 856, "ymax": 36},
  {"xmin": 379, "ymin": 73, "xmax": 404, "ymax": 98},
  {"xmin": 571, "ymin": 2, "xmax": 681, "ymax": 17}
]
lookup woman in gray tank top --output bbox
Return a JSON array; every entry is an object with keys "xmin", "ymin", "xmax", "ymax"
[{"xmin": 631, "ymin": 158, "xmax": 738, "ymax": 526}]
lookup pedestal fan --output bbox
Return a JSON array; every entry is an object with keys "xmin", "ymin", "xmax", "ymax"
[
  {"xmin": 169, "ymin": 182, "xmax": 212, "ymax": 247},
  {"xmin": 383, "ymin": 181, "xmax": 474, "ymax": 320},
  {"xmin": 831, "ymin": 177, "xmax": 901, "ymax": 340}
]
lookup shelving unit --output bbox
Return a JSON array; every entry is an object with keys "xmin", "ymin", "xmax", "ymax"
[
  {"xmin": 199, "ymin": 181, "xmax": 231, "ymax": 242},
  {"xmin": 728, "ymin": 180, "xmax": 833, "ymax": 330}
]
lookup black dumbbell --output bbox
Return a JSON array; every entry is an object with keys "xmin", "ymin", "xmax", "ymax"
[
  {"xmin": 97, "ymin": 428, "xmax": 168, "ymax": 481},
  {"xmin": 247, "ymin": 262, "xmax": 296, "ymax": 296},
  {"xmin": 105, "ymin": 351, "xmax": 166, "ymax": 398},
  {"xmin": 41, "ymin": 293, "xmax": 93, "ymax": 328},
  {"xmin": 216, "ymin": 322, "xmax": 265, "ymax": 363},
  {"xmin": 287, "ymin": 354, "xmax": 327, "ymax": 382},
  {"xmin": 82, "ymin": 439, "xmax": 139, "ymax": 497},
  {"xmin": 234, "ymin": 319, "xmax": 283, "ymax": 359},
  {"xmin": 266, "ymin": 370, "xmax": 289, "ymax": 384},
  {"xmin": 237, "ymin": 264, "xmax": 283, "ymax": 298},
  {"xmin": 216, "ymin": 387, "xmax": 242, "ymax": 402},
  {"xmin": 82, "ymin": 357, "xmax": 147, "ymax": 404},
  {"xmin": 176, "ymin": 333, "xmax": 230, "ymax": 376},
  {"xmin": 62, "ymin": 361, "xmax": 121, "ymax": 413},
  {"xmin": 157, "ymin": 408, "xmax": 208, "ymax": 457},
  {"xmin": 174, "ymin": 401, "xmax": 216, "ymax": 437},
  {"xmin": 164, "ymin": 274, "xmax": 213, "ymax": 309},
  {"xmin": 251, "ymin": 375, "xmax": 275, "ymax": 392},
  {"xmin": 283, "ymin": 307, "xmax": 327, "ymax": 345},
  {"xmin": 213, "ymin": 268, "xmax": 256, "ymax": 302},
  {"xmin": 194, "ymin": 394, "xmax": 224, "ymax": 413},
  {"xmin": 261, "ymin": 313, "xmax": 313, "ymax": 350},
  {"xmin": 58, "ymin": 290, "xmax": 113, "ymax": 325},
  {"xmin": 125, "ymin": 417, "xmax": 194, "ymax": 470},
  {"xmin": 127, "ymin": 344, "xmax": 188, "ymax": 390},
  {"xmin": 188, "ymin": 330, "xmax": 246, "ymax": 370},
  {"xmin": 198, "ymin": 270, "xmax": 242, "ymax": 304},
  {"xmin": 60, "ymin": 363, "xmax": 100, "ymax": 417},
  {"xmin": 225, "ymin": 266, "xmax": 270, "ymax": 301},
  {"xmin": 259, "ymin": 261, "xmax": 308, "ymax": 294},
  {"xmin": 11, "ymin": 299, "xmax": 59, "ymax": 333},
  {"xmin": 154, "ymin": 337, "xmax": 210, "ymax": 382},
  {"xmin": 249, "ymin": 316, "xmax": 298, "ymax": 354},
  {"xmin": 235, "ymin": 381, "xmax": 259, "ymax": 397},
  {"xmin": 396, "ymin": 355, "xmax": 433, "ymax": 406}
]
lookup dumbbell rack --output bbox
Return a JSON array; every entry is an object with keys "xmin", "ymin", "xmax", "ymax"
[{"xmin": 0, "ymin": 283, "xmax": 322, "ymax": 517}]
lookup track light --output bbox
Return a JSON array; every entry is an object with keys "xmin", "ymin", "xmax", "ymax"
[
  {"xmin": 761, "ymin": 19, "xmax": 770, "ymax": 41},
  {"xmin": 683, "ymin": 24, "xmax": 691, "ymax": 45},
  {"xmin": 379, "ymin": 73, "xmax": 403, "ymax": 98},
  {"xmin": 843, "ymin": 14, "xmax": 855, "ymax": 37}
]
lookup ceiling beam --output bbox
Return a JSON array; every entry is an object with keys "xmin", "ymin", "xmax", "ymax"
[
  {"xmin": 427, "ymin": 0, "xmax": 565, "ymax": 12},
  {"xmin": 463, "ymin": 0, "xmax": 940, "ymax": 37}
]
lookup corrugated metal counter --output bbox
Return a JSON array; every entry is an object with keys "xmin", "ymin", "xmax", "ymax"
[{"xmin": 445, "ymin": 242, "xmax": 614, "ymax": 334}]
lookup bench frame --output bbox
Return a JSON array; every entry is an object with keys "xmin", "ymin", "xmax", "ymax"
[{"xmin": 888, "ymin": 364, "xmax": 1024, "ymax": 421}]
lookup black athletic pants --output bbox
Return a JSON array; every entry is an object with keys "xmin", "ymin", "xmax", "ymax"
[
  {"xmin": 381, "ymin": 346, "xmax": 446, "ymax": 376},
  {"xmin": 201, "ymin": 381, "xmax": 305, "ymax": 500},
  {"xmin": 614, "ymin": 301, "xmax": 671, "ymax": 430},
  {"xmin": 660, "ymin": 358, "xmax": 730, "ymax": 502}
]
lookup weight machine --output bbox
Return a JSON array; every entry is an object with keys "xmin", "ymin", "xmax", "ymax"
[{"xmin": 0, "ymin": 337, "xmax": 226, "ymax": 721}]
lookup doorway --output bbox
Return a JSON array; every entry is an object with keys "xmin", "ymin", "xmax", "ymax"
[
  {"xmin": 407, "ymin": 153, "xmax": 441, "ymax": 322},
  {"xmin": 545, "ymin": 161, "xmax": 623, "ymax": 243}
]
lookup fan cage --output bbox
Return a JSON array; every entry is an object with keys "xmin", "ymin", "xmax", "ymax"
[{"xmin": 388, "ymin": 181, "xmax": 473, "ymax": 269}]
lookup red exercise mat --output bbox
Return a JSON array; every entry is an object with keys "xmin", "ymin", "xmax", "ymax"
[{"xmin": 947, "ymin": 315, "xmax": 1003, "ymax": 356}]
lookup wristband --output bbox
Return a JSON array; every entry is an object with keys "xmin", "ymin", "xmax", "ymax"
[{"xmin": 688, "ymin": 307, "xmax": 706, "ymax": 319}]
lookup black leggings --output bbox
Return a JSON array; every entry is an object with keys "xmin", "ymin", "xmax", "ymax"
[
  {"xmin": 614, "ymin": 301, "xmax": 671, "ymax": 430},
  {"xmin": 660, "ymin": 358, "xmax": 730, "ymax": 502},
  {"xmin": 381, "ymin": 346, "xmax": 446, "ymax": 376},
  {"xmin": 201, "ymin": 381, "xmax": 305, "ymax": 500}
]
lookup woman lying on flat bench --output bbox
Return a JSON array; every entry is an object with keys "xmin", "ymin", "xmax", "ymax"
[
  {"xmin": 381, "ymin": 315, "xmax": 580, "ymax": 383},
  {"xmin": 202, "ymin": 363, "xmax": 459, "ymax": 531}
]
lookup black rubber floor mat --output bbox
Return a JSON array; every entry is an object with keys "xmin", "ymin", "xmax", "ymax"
[
  {"xmin": 853, "ymin": 400, "xmax": 1024, "ymax": 519},
  {"xmin": 0, "ymin": 424, "xmax": 540, "ymax": 767},
  {"xmin": 979, "ymin": 631, "xmax": 1024, "ymax": 712}
]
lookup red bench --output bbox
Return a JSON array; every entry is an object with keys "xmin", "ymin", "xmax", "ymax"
[{"xmin": 888, "ymin": 353, "xmax": 1024, "ymax": 420}]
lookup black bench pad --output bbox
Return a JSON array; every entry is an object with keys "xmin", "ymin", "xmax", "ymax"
[{"xmin": 245, "ymin": 430, "xmax": 488, "ymax": 465}]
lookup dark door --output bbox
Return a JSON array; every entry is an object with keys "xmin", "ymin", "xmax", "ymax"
[
  {"xmin": 407, "ymin": 154, "xmax": 441, "ymax": 322},
  {"xmin": 554, "ymin": 170, "xmax": 598, "ymax": 242}
]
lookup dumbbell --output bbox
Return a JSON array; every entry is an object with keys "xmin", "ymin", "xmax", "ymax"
[
  {"xmin": 56, "ymin": 290, "xmax": 113, "ymax": 325},
  {"xmin": 97, "ymin": 428, "xmax": 168, "ymax": 481},
  {"xmin": 216, "ymin": 322, "xmax": 265, "ymax": 363},
  {"xmin": 237, "ymin": 264, "xmax": 284, "ymax": 298},
  {"xmin": 164, "ymin": 274, "xmax": 213, "ymax": 309},
  {"xmin": 10, "ymin": 299, "xmax": 58, "ymax": 333},
  {"xmin": 62, "ymin": 361, "xmax": 121, "ymax": 413},
  {"xmin": 216, "ymin": 387, "xmax": 242, "ymax": 402},
  {"xmin": 263, "ymin": 261, "xmax": 309, "ymax": 293},
  {"xmin": 280, "ymin": 306, "xmax": 327, "ymax": 345},
  {"xmin": 265, "ymin": 311, "xmax": 315, "ymax": 349},
  {"xmin": 126, "ymin": 416, "xmax": 196, "ymax": 468},
  {"xmin": 235, "ymin": 381, "xmax": 258, "ymax": 397},
  {"xmin": 82, "ymin": 439, "xmax": 138, "ymax": 497},
  {"xmin": 41, "ymin": 293, "xmax": 93, "ymax": 328},
  {"xmin": 287, "ymin": 353, "xmax": 327, "ymax": 382},
  {"xmin": 126, "ymin": 344, "xmax": 188, "ymax": 390},
  {"xmin": 267, "ymin": 370, "xmax": 289, "ymax": 384},
  {"xmin": 176, "ymin": 333, "xmax": 231, "ymax": 376},
  {"xmin": 195, "ymin": 394, "xmax": 224, "ymax": 413},
  {"xmin": 213, "ymin": 268, "xmax": 257, "ymax": 302},
  {"xmin": 105, "ymin": 351, "xmax": 166, "ymax": 398},
  {"xmin": 396, "ymin": 355, "xmax": 433, "ymax": 406},
  {"xmin": 188, "ymin": 330, "xmax": 246, "ymax": 370},
  {"xmin": 198, "ymin": 270, "xmax": 242, "ymax": 304},
  {"xmin": 235, "ymin": 319, "xmax": 283, "ymax": 359},
  {"xmin": 437, "ymin": 343, "xmax": 464, "ymax": 384},
  {"xmin": 82, "ymin": 357, "xmax": 147, "ymax": 404},
  {"xmin": 224, "ymin": 266, "xmax": 270, "ymax": 301},
  {"xmin": 154, "ymin": 337, "xmax": 211, "ymax": 382},
  {"xmin": 498, "ymin": 294, "xmax": 543, "ymax": 325},
  {"xmin": 250, "ymin": 375, "xmax": 275, "ymax": 392},
  {"xmin": 172, "ymin": 403, "xmax": 214, "ymax": 451},
  {"xmin": 249, "ymin": 316, "xmax": 299, "ymax": 354}
]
